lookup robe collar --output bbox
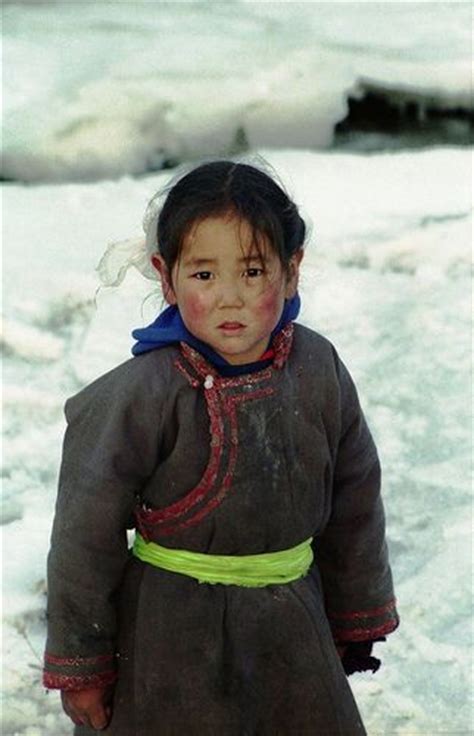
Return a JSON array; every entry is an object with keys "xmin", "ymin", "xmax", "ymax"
[{"xmin": 131, "ymin": 293, "xmax": 300, "ymax": 377}]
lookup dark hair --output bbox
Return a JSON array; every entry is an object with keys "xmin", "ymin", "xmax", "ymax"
[{"xmin": 156, "ymin": 160, "xmax": 306, "ymax": 273}]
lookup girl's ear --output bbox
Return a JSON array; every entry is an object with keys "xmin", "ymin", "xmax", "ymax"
[
  {"xmin": 151, "ymin": 254, "xmax": 177, "ymax": 306},
  {"xmin": 284, "ymin": 249, "xmax": 304, "ymax": 299}
]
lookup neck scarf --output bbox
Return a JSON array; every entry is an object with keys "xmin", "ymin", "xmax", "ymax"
[{"xmin": 131, "ymin": 293, "xmax": 300, "ymax": 377}]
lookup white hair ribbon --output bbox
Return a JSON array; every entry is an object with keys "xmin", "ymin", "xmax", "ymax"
[{"xmin": 95, "ymin": 186, "xmax": 165, "ymax": 287}]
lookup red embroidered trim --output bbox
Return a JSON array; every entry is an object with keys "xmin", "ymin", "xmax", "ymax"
[
  {"xmin": 138, "ymin": 385, "xmax": 275, "ymax": 537},
  {"xmin": 218, "ymin": 368, "xmax": 272, "ymax": 390},
  {"xmin": 260, "ymin": 347, "xmax": 275, "ymax": 360},
  {"xmin": 137, "ymin": 383, "xmax": 224, "ymax": 527},
  {"xmin": 328, "ymin": 598, "xmax": 397, "ymax": 621},
  {"xmin": 174, "ymin": 359, "xmax": 200, "ymax": 388},
  {"xmin": 177, "ymin": 322, "xmax": 294, "ymax": 388},
  {"xmin": 331, "ymin": 616, "xmax": 400, "ymax": 643},
  {"xmin": 43, "ymin": 669, "xmax": 117, "ymax": 691},
  {"xmin": 155, "ymin": 387, "xmax": 274, "ymax": 535},
  {"xmin": 272, "ymin": 323, "xmax": 294, "ymax": 369},
  {"xmin": 136, "ymin": 339, "xmax": 281, "ymax": 538},
  {"xmin": 44, "ymin": 652, "xmax": 114, "ymax": 667},
  {"xmin": 178, "ymin": 345, "xmax": 273, "ymax": 390}
]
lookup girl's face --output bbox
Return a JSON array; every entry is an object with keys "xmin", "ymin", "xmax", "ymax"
[{"xmin": 152, "ymin": 214, "xmax": 302, "ymax": 365}]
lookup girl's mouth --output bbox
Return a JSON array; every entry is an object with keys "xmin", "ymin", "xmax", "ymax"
[{"xmin": 218, "ymin": 322, "xmax": 245, "ymax": 332}]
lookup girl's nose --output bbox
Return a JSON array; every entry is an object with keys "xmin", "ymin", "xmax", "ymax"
[{"xmin": 216, "ymin": 279, "xmax": 244, "ymax": 307}]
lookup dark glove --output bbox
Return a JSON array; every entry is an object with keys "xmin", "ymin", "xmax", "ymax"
[{"xmin": 340, "ymin": 636, "xmax": 386, "ymax": 676}]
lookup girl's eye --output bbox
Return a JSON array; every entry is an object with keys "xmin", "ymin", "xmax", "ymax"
[
  {"xmin": 192, "ymin": 271, "xmax": 213, "ymax": 280},
  {"xmin": 245, "ymin": 268, "xmax": 264, "ymax": 278}
]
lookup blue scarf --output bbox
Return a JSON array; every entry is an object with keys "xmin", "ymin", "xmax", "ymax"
[{"xmin": 132, "ymin": 293, "xmax": 300, "ymax": 377}]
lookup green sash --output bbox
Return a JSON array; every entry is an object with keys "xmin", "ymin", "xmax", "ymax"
[{"xmin": 132, "ymin": 533, "xmax": 313, "ymax": 587}]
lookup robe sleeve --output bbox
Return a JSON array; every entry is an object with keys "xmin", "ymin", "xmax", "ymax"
[
  {"xmin": 43, "ymin": 357, "xmax": 165, "ymax": 691},
  {"xmin": 316, "ymin": 349, "xmax": 400, "ymax": 655}
]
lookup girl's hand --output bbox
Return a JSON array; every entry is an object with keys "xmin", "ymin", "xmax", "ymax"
[{"xmin": 61, "ymin": 686, "xmax": 114, "ymax": 730}]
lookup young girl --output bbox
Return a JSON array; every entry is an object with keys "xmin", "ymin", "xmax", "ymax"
[{"xmin": 43, "ymin": 160, "xmax": 399, "ymax": 735}]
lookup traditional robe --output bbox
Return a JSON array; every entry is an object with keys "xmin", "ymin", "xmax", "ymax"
[{"xmin": 44, "ymin": 323, "xmax": 399, "ymax": 735}]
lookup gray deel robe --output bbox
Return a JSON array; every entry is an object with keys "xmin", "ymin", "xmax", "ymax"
[{"xmin": 43, "ymin": 323, "xmax": 400, "ymax": 735}]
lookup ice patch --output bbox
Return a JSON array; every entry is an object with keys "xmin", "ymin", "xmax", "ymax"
[
  {"xmin": 34, "ymin": 292, "xmax": 96, "ymax": 335},
  {"xmin": 337, "ymin": 213, "xmax": 472, "ymax": 279},
  {"xmin": 3, "ymin": 386, "xmax": 61, "ymax": 417},
  {"xmin": 1, "ymin": 320, "xmax": 63, "ymax": 362},
  {"xmin": 3, "ymin": 2, "xmax": 472, "ymax": 181}
]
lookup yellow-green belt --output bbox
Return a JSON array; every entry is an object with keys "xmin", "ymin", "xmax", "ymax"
[{"xmin": 132, "ymin": 533, "xmax": 314, "ymax": 587}]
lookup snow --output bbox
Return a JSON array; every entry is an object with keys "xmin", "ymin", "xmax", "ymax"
[
  {"xmin": 3, "ymin": 2, "xmax": 472, "ymax": 181},
  {"xmin": 2, "ymin": 146, "xmax": 472, "ymax": 734}
]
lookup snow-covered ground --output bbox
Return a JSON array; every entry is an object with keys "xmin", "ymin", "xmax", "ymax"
[
  {"xmin": 2, "ymin": 147, "xmax": 472, "ymax": 734},
  {"xmin": 3, "ymin": 1, "xmax": 472, "ymax": 181}
]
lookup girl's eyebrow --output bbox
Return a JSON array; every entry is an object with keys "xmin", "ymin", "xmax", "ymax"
[
  {"xmin": 241, "ymin": 254, "xmax": 267, "ymax": 263},
  {"xmin": 183, "ymin": 254, "xmax": 267, "ymax": 268},
  {"xmin": 183, "ymin": 257, "xmax": 216, "ymax": 268}
]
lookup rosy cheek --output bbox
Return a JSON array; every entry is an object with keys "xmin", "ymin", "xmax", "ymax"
[
  {"xmin": 181, "ymin": 292, "xmax": 210, "ymax": 322},
  {"xmin": 257, "ymin": 286, "xmax": 284, "ymax": 323}
]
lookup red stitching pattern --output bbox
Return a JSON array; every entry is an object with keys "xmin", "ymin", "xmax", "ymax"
[
  {"xmin": 272, "ymin": 324, "xmax": 294, "ymax": 369},
  {"xmin": 44, "ymin": 652, "xmax": 114, "ymax": 667},
  {"xmin": 177, "ymin": 322, "xmax": 294, "ymax": 388},
  {"xmin": 328, "ymin": 598, "xmax": 397, "ymax": 621},
  {"xmin": 43, "ymin": 669, "xmax": 117, "ymax": 691},
  {"xmin": 137, "ymin": 383, "xmax": 224, "ymax": 527},
  {"xmin": 330, "ymin": 616, "xmax": 400, "ymax": 643},
  {"xmin": 140, "ymin": 387, "xmax": 275, "ymax": 536},
  {"xmin": 178, "ymin": 344, "xmax": 272, "ymax": 390},
  {"xmin": 135, "ymin": 331, "xmax": 288, "ymax": 539},
  {"xmin": 174, "ymin": 359, "xmax": 200, "ymax": 388},
  {"xmin": 154, "ymin": 387, "xmax": 274, "ymax": 535},
  {"xmin": 229, "ymin": 387, "xmax": 275, "ymax": 406}
]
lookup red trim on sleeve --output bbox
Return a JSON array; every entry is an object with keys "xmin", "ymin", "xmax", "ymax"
[
  {"xmin": 331, "ymin": 616, "xmax": 400, "ymax": 643},
  {"xmin": 44, "ymin": 652, "xmax": 114, "ymax": 667},
  {"xmin": 328, "ymin": 598, "xmax": 397, "ymax": 621},
  {"xmin": 43, "ymin": 669, "xmax": 117, "ymax": 691}
]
